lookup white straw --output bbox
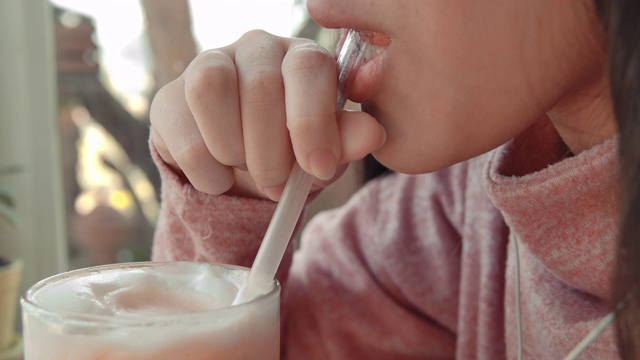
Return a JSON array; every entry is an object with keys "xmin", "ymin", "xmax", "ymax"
[
  {"xmin": 233, "ymin": 164, "xmax": 313, "ymax": 304},
  {"xmin": 233, "ymin": 29, "xmax": 371, "ymax": 304}
]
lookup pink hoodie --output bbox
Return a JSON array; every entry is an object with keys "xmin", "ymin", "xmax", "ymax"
[{"xmin": 151, "ymin": 126, "xmax": 619, "ymax": 359}]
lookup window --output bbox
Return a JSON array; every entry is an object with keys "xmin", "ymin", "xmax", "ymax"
[{"xmin": 0, "ymin": 0, "xmax": 363, "ymax": 293}]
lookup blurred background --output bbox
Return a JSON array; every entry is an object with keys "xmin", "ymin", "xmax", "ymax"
[
  {"xmin": 50, "ymin": 0, "xmax": 319, "ymax": 270},
  {"xmin": 0, "ymin": 2, "xmax": 394, "ymax": 355},
  {"xmin": 0, "ymin": 0, "xmax": 385, "ymax": 303}
]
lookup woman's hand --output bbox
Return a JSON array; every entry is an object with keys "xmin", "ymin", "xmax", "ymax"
[{"xmin": 150, "ymin": 30, "xmax": 386, "ymax": 201}]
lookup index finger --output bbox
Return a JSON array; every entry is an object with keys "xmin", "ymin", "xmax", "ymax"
[{"xmin": 281, "ymin": 41, "xmax": 341, "ymax": 181}]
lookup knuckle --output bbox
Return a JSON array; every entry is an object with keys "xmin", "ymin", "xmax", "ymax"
[
  {"xmin": 215, "ymin": 149, "xmax": 246, "ymax": 168},
  {"xmin": 287, "ymin": 113, "xmax": 336, "ymax": 136},
  {"xmin": 283, "ymin": 43, "xmax": 333, "ymax": 75},
  {"xmin": 239, "ymin": 29, "xmax": 275, "ymax": 43},
  {"xmin": 149, "ymin": 81, "xmax": 177, "ymax": 127},
  {"xmin": 176, "ymin": 142, "xmax": 234, "ymax": 195},
  {"xmin": 248, "ymin": 157, "xmax": 291, "ymax": 188},
  {"xmin": 149, "ymin": 127, "xmax": 166, "ymax": 150},
  {"xmin": 287, "ymin": 113, "xmax": 317, "ymax": 132},
  {"xmin": 192, "ymin": 178, "xmax": 229, "ymax": 195},
  {"xmin": 253, "ymin": 169, "xmax": 287, "ymax": 189},
  {"xmin": 185, "ymin": 56, "xmax": 236, "ymax": 103},
  {"xmin": 192, "ymin": 177, "xmax": 231, "ymax": 195},
  {"xmin": 243, "ymin": 66, "xmax": 284, "ymax": 104},
  {"xmin": 175, "ymin": 141, "xmax": 212, "ymax": 171}
]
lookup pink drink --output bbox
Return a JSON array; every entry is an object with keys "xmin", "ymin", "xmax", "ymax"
[{"xmin": 21, "ymin": 262, "xmax": 279, "ymax": 360}]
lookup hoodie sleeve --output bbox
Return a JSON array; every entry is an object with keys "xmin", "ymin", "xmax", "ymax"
[
  {"xmin": 282, "ymin": 169, "xmax": 468, "ymax": 359},
  {"xmin": 149, "ymin": 143, "xmax": 292, "ymax": 282},
  {"xmin": 151, "ymin": 142, "xmax": 467, "ymax": 359}
]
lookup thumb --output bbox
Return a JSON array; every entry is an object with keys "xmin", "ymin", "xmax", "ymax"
[{"xmin": 338, "ymin": 111, "xmax": 386, "ymax": 163}]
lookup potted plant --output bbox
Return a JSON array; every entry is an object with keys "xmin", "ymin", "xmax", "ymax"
[{"xmin": 0, "ymin": 165, "xmax": 23, "ymax": 360}]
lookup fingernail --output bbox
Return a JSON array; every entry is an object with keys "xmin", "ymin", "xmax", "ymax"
[
  {"xmin": 262, "ymin": 185, "xmax": 283, "ymax": 201},
  {"xmin": 378, "ymin": 127, "xmax": 387, "ymax": 148},
  {"xmin": 308, "ymin": 149, "xmax": 337, "ymax": 181}
]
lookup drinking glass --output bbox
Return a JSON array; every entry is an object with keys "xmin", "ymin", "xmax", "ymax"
[{"xmin": 21, "ymin": 261, "xmax": 280, "ymax": 360}]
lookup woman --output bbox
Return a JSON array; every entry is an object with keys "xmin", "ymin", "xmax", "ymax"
[{"xmin": 149, "ymin": 0, "xmax": 639, "ymax": 357}]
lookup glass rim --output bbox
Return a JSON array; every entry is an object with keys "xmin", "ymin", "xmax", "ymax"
[{"xmin": 21, "ymin": 261, "xmax": 280, "ymax": 327}]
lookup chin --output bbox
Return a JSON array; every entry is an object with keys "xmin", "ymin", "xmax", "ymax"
[
  {"xmin": 371, "ymin": 147, "xmax": 445, "ymax": 175},
  {"xmin": 371, "ymin": 130, "xmax": 482, "ymax": 175}
]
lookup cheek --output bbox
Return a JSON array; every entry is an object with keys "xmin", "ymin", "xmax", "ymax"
[
  {"xmin": 364, "ymin": 27, "xmax": 555, "ymax": 174},
  {"xmin": 366, "ymin": 67, "xmax": 542, "ymax": 174},
  {"xmin": 371, "ymin": 110, "xmax": 527, "ymax": 175}
]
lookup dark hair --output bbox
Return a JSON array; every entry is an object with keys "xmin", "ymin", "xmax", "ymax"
[{"xmin": 598, "ymin": 0, "xmax": 640, "ymax": 357}]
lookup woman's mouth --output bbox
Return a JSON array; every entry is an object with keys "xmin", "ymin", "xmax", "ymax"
[{"xmin": 339, "ymin": 31, "xmax": 391, "ymax": 103}]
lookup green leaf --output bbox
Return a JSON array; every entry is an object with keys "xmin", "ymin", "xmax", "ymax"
[
  {"xmin": 0, "ymin": 165, "xmax": 20, "ymax": 226},
  {"xmin": 0, "ymin": 202, "xmax": 19, "ymax": 226},
  {"xmin": 0, "ymin": 186, "xmax": 15, "ymax": 208}
]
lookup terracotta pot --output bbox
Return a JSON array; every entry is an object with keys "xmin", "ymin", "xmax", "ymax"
[{"xmin": 0, "ymin": 258, "xmax": 22, "ymax": 355}]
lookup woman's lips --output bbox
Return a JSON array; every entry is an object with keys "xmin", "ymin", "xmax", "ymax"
[
  {"xmin": 348, "ymin": 36, "xmax": 390, "ymax": 103},
  {"xmin": 364, "ymin": 32, "xmax": 392, "ymax": 47}
]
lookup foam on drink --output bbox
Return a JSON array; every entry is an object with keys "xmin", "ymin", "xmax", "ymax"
[
  {"xmin": 22, "ymin": 262, "xmax": 279, "ymax": 360},
  {"xmin": 32, "ymin": 262, "xmax": 243, "ymax": 317}
]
